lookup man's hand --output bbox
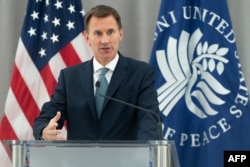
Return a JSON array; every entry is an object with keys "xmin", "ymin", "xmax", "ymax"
[{"xmin": 41, "ymin": 111, "xmax": 66, "ymax": 140}]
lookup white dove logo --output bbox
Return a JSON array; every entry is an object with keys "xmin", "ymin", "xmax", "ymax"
[{"xmin": 156, "ymin": 28, "xmax": 230, "ymax": 119}]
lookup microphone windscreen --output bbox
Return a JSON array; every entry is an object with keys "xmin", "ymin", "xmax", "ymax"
[{"xmin": 95, "ymin": 81, "xmax": 100, "ymax": 88}]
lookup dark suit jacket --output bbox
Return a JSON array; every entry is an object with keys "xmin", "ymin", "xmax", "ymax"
[{"xmin": 33, "ymin": 54, "xmax": 160, "ymax": 140}]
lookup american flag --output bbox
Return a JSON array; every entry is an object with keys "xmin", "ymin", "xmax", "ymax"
[{"xmin": 0, "ymin": 0, "xmax": 92, "ymax": 166}]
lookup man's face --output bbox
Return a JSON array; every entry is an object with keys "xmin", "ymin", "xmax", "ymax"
[{"xmin": 84, "ymin": 15, "xmax": 123, "ymax": 65}]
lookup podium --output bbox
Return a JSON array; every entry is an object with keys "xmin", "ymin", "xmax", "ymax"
[{"xmin": 4, "ymin": 140, "xmax": 180, "ymax": 167}]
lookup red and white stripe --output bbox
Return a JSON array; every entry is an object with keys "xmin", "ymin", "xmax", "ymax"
[{"xmin": 0, "ymin": 32, "xmax": 92, "ymax": 166}]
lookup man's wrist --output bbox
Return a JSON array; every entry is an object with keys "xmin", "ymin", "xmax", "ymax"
[{"xmin": 39, "ymin": 128, "xmax": 45, "ymax": 140}]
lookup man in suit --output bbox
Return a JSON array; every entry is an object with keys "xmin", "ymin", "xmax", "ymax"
[{"xmin": 33, "ymin": 5, "xmax": 160, "ymax": 140}]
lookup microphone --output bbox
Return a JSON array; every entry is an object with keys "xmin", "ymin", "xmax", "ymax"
[
  {"xmin": 95, "ymin": 81, "xmax": 100, "ymax": 88},
  {"xmin": 95, "ymin": 81, "xmax": 163, "ymax": 140}
]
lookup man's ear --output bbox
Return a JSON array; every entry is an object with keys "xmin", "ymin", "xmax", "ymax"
[
  {"xmin": 83, "ymin": 31, "xmax": 90, "ymax": 45},
  {"xmin": 119, "ymin": 28, "xmax": 124, "ymax": 41},
  {"xmin": 83, "ymin": 31, "xmax": 88, "ymax": 41}
]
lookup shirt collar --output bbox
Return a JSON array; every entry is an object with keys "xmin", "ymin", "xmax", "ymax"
[{"xmin": 93, "ymin": 53, "xmax": 119, "ymax": 73}]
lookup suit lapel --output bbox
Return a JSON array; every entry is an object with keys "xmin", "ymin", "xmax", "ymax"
[
  {"xmin": 103, "ymin": 55, "xmax": 129, "ymax": 108},
  {"xmin": 79, "ymin": 60, "xmax": 98, "ymax": 122}
]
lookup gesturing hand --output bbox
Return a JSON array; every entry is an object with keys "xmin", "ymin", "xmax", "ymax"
[{"xmin": 41, "ymin": 111, "xmax": 66, "ymax": 140}]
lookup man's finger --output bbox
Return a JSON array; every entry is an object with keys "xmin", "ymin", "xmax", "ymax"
[{"xmin": 51, "ymin": 111, "xmax": 61, "ymax": 123}]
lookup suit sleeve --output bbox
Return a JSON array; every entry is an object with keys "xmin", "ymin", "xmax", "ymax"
[{"xmin": 33, "ymin": 70, "xmax": 67, "ymax": 139}]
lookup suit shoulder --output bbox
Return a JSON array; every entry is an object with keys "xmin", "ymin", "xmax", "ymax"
[
  {"xmin": 61, "ymin": 59, "xmax": 91, "ymax": 73},
  {"xmin": 124, "ymin": 56, "xmax": 154, "ymax": 70}
]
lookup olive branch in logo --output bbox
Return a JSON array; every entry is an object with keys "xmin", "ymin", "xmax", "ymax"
[
  {"xmin": 156, "ymin": 28, "xmax": 230, "ymax": 119},
  {"xmin": 195, "ymin": 41, "xmax": 229, "ymax": 75}
]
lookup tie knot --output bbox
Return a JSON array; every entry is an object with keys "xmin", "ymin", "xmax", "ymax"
[{"xmin": 99, "ymin": 67, "xmax": 109, "ymax": 76}]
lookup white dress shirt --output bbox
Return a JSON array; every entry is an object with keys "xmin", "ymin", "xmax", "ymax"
[{"xmin": 93, "ymin": 53, "xmax": 119, "ymax": 94}]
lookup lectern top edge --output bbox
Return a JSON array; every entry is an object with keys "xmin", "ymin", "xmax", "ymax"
[{"xmin": 3, "ymin": 140, "xmax": 175, "ymax": 147}]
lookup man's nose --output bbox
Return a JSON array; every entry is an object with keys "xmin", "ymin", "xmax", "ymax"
[{"xmin": 100, "ymin": 34, "xmax": 109, "ymax": 43}]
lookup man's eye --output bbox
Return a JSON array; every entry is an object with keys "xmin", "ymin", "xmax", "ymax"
[
  {"xmin": 107, "ymin": 30, "xmax": 114, "ymax": 35},
  {"xmin": 94, "ymin": 32, "xmax": 101, "ymax": 36}
]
